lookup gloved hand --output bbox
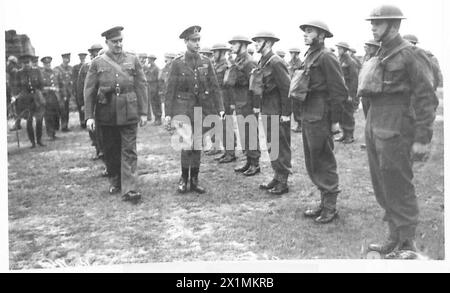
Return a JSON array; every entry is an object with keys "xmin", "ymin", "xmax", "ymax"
[
  {"xmin": 139, "ymin": 115, "xmax": 147, "ymax": 127},
  {"xmin": 331, "ymin": 122, "xmax": 340, "ymax": 135},
  {"xmin": 280, "ymin": 115, "xmax": 290, "ymax": 122},
  {"xmin": 411, "ymin": 142, "xmax": 430, "ymax": 162}
]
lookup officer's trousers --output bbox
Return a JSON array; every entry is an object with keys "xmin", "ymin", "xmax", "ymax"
[
  {"xmin": 365, "ymin": 103, "xmax": 418, "ymax": 241},
  {"xmin": 101, "ymin": 124, "xmax": 139, "ymax": 195},
  {"xmin": 236, "ymin": 105, "xmax": 260, "ymax": 161},
  {"xmin": 340, "ymin": 99, "xmax": 356, "ymax": 134},
  {"xmin": 89, "ymin": 118, "xmax": 104, "ymax": 156},
  {"xmin": 302, "ymin": 117, "xmax": 340, "ymax": 197},
  {"xmin": 75, "ymin": 97, "xmax": 85, "ymax": 128},
  {"xmin": 148, "ymin": 87, "xmax": 162, "ymax": 120},
  {"xmin": 262, "ymin": 115, "xmax": 291, "ymax": 181},
  {"xmin": 59, "ymin": 95, "xmax": 71, "ymax": 130}
]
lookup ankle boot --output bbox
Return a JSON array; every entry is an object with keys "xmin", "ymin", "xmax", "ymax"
[
  {"xmin": 178, "ymin": 167, "xmax": 189, "ymax": 193},
  {"xmin": 190, "ymin": 167, "xmax": 205, "ymax": 194}
]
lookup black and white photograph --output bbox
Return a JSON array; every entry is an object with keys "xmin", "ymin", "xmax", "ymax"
[{"xmin": 1, "ymin": 0, "xmax": 447, "ymax": 273}]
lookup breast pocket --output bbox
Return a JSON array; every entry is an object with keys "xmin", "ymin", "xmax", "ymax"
[{"xmin": 383, "ymin": 58, "xmax": 405, "ymax": 86}]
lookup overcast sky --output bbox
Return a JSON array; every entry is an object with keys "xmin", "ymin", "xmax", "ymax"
[{"xmin": 1, "ymin": 0, "xmax": 446, "ymax": 67}]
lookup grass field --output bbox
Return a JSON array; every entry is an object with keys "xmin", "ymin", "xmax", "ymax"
[{"xmin": 7, "ymin": 90, "xmax": 444, "ymax": 269}]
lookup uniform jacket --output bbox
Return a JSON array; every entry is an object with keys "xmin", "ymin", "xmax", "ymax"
[
  {"xmin": 84, "ymin": 51, "xmax": 148, "ymax": 126},
  {"xmin": 213, "ymin": 58, "xmax": 235, "ymax": 108},
  {"xmin": 258, "ymin": 51, "xmax": 291, "ymax": 116},
  {"xmin": 233, "ymin": 52, "xmax": 258, "ymax": 112},
  {"xmin": 72, "ymin": 63, "xmax": 84, "ymax": 102},
  {"xmin": 41, "ymin": 67, "xmax": 64, "ymax": 96},
  {"xmin": 11, "ymin": 67, "xmax": 44, "ymax": 96},
  {"xmin": 164, "ymin": 51, "xmax": 224, "ymax": 119},
  {"xmin": 339, "ymin": 53, "xmax": 359, "ymax": 98},
  {"xmin": 145, "ymin": 63, "xmax": 160, "ymax": 93},
  {"xmin": 369, "ymin": 34, "xmax": 436, "ymax": 144},
  {"xmin": 77, "ymin": 62, "xmax": 90, "ymax": 107},
  {"xmin": 301, "ymin": 43, "xmax": 347, "ymax": 123},
  {"xmin": 53, "ymin": 64, "xmax": 73, "ymax": 98}
]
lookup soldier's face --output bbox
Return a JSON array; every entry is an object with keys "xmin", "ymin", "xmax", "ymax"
[
  {"xmin": 185, "ymin": 37, "xmax": 201, "ymax": 52},
  {"xmin": 371, "ymin": 20, "xmax": 389, "ymax": 42},
  {"xmin": 253, "ymin": 39, "xmax": 265, "ymax": 52},
  {"xmin": 148, "ymin": 58, "xmax": 155, "ymax": 65},
  {"xmin": 230, "ymin": 42, "xmax": 240, "ymax": 54},
  {"xmin": 290, "ymin": 52, "xmax": 297, "ymax": 59},
  {"xmin": 106, "ymin": 38, "xmax": 123, "ymax": 54},
  {"xmin": 63, "ymin": 57, "xmax": 70, "ymax": 64},
  {"xmin": 23, "ymin": 60, "xmax": 32, "ymax": 69},
  {"xmin": 44, "ymin": 62, "xmax": 51, "ymax": 69},
  {"xmin": 337, "ymin": 47, "xmax": 345, "ymax": 57},
  {"xmin": 303, "ymin": 27, "xmax": 318, "ymax": 46}
]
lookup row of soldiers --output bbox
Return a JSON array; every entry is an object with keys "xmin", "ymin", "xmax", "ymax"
[{"xmin": 7, "ymin": 3, "xmax": 442, "ymax": 258}]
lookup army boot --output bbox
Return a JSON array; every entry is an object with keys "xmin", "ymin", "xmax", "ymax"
[
  {"xmin": 304, "ymin": 193, "xmax": 324, "ymax": 218},
  {"xmin": 243, "ymin": 159, "xmax": 261, "ymax": 176},
  {"xmin": 259, "ymin": 178, "xmax": 278, "ymax": 190},
  {"xmin": 268, "ymin": 174, "xmax": 289, "ymax": 196},
  {"xmin": 342, "ymin": 130, "xmax": 355, "ymax": 144},
  {"xmin": 368, "ymin": 222, "xmax": 399, "ymax": 254},
  {"xmin": 334, "ymin": 130, "xmax": 346, "ymax": 142},
  {"xmin": 178, "ymin": 168, "xmax": 189, "ymax": 194},
  {"xmin": 234, "ymin": 158, "xmax": 250, "ymax": 173},
  {"xmin": 397, "ymin": 226, "xmax": 417, "ymax": 251},
  {"xmin": 315, "ymin": 194, "xmax": 338, "ymax": 224},
  {"xmin": 219, "ymin": 152, "xmax": 236, "ymax": 164},
  {"xmin": 190, "ymin": 167, "xmax": 206, "ymax": 194}
]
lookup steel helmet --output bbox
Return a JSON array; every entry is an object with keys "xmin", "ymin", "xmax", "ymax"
[
  {"xmin": 164, "ymin": 53, "xmax": 177, "ymax": 59},
  {"xmin": 247, "ymin": 47, "xmax": 255, "ymax": 53},
  {"xmin": 288, "ymin": 47, "xmax": 301, "ymax": 53},
  {"xmin": 251, "ymin": 31, "xmax": 280, "ymax": 42},
  {"xmin": 199, "ymin": 47, "xmax": 213, "ymax": 54},
  {"xmin": 403, "ymin": 34, "xmax": 419, "ymax": 44},
  {"xmin": 211, "ymin": 43, "xmax": 230, "ymax": 51},
  {"xmin": 88, "ymin": 44, "xmax": 103, "ymax": 52},
  {"xmin": 366, "ymin": 5, "xmax": 406, "ymax": 20},
  {"xmin": 364, "ymin": 40, "xmax": 381, "ymax": 47},
  {"xmin": 228, "ymin": 35, "xmax": 252, "ymax": 45},
  {"xmin": 335, "ymin": 42, "xmax": 351, "ymax": 51},
  {"xmin": 276, "ymin": 50, "xmax": 286, "ymax": 57},
  {"xmin": 138, "ymin": 53, "xmax": 148, "ymax": 58},
  {"xmin": 147, "ymin": 54, "xmax": 157, "ymax": 59},
  {"xmin": 300, "ymin": 20, "xmax": 333, "ymax": 38}
]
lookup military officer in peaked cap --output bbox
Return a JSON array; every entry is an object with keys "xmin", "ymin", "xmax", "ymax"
[
  {"xmin": 73, "ymin": 53, "xmax": 88, "ymax": 128},
  {"xmin": 54, "ymin": 52, "xmax": 73, "ymax": 132},
  {"xmin": 84, "ymin": 26, "xmax": 148, "ymax": 203},
  {"xmin": 165, "ymin": 25, "xmax": 225, "ymax": 194}
]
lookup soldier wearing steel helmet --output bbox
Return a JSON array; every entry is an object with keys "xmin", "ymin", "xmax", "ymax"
[
  {"xmin": 334, "ymin": 41, "xmax": 359, "ymax": 144},
  {"xmin": 159, "ymin": 52, "xmax": 176, "ymax": 106},
  {"xmin": 164, "ymin": 25, "xmax": 225, "ymax": 194},
  {"xmin": 145, "ymin": 54, "xmax": 162, "ymax": 125},
  {"xmin": 84, "ymin": 26, "xmax": 148, "ymax": 204},
  {"xmin": 252, "ymin": 31, "xmax": 291, "ymax": 196},
  {"xmin": 288, "ymin": 47, "xmax": 303, "ymax": 133},
  {"xmin": 403, "ymin": 34, "xmax": 442, "ymax": 91},
  {"xmin": 199, "ymin": 47, "xmax": 214, "ymax": 62},
  {"xmin": 361, "ymin": 5, "xmax": 437, "ymax": 255},
  {"xmin": 210, "ymin": 43, "xmax": 237, "ymax": 164},
  {"xmin": 298, "ymin": 20, "xmax": 347, "ymax": 224},
  {"xmin": 228, "ymin": 35, "xmax": 261, "ymax": 175},
  {"xmin": 349, "ymin": 48, "xmax": 362, "ymax": 72}
]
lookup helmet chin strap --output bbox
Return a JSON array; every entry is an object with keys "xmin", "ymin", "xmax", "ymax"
[
  {"xmin": 379, "ymin": 21, "xmax": 393, "ymax": 44},
  {"xmin": 257, "ymin": 40, "xmax": 267, "ymax": 54}
]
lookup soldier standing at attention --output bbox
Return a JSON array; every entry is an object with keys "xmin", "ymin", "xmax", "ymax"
[
  {"xmin": 84, "ymin": 26, "xmax": 148, "ymax": 203},
  {"xmin": 361, "ymin": 5, "xmax": 436, "ymax": 255},
  {"xmin": 210, "ymin": 43, "xmax": 236, "ymax": 164},
  {"xmin": 334, "ymin": 42, "xmax": 359, "ymax": 144},
  {"xmin": 164, "ymin": 25, "xmax": 225, "ymax": 194},
  {"xmin": 159, "ymin": 53, "xmax": 176, "ymax": 106},
  {"xmin": 252, "ymin": 31, "xmax": 292, "ymax": 196},
  {"xmin": 349, "ymin": 48, "xmax": 362, "ymax": 72},
  {"xmin": 299, "ymin": 21, "xmax": 347, "ymax": 223},
  {"xmin": 54, "ymin": 53, "xmax": 73, "ymax": 132},
  {"xmin": 228, "ymin": 35, "xmax": 261, "ymax": 176},
  {"xmin": 78, "ymin": 44, "xmax": 105, "ymax": 162},
  {"xmin": 40, "ymin": 56, "xmax": 64, "ymax": 140},
  {"xmin": 11, "ymin": 54, "xmax": 46, "ymax": 148},
  {"xmin": 288, "ymin": 47, "xmax": 303, "ymax": 133},
  {"xmin": 72, "ymin": 53, "xmax": 88, "ymax": 128},
  {"xmin": 146, "ymin": 54, "xmax": 162, "ymax": 125}
]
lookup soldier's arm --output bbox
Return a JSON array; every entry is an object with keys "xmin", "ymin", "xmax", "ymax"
[
  {"xmin": 271, "ymin": 59, "xmax": 291, "ymax": 116},
  {"xmin": 84, "ymin": 62, "xmax": 99, "ymax": 121},
  {"xmin": 76, "ymin": 65, "xmax": 87, "ymax": 106},
  {"xmin": 207, "ymin": 59, "xmax": 225, "ymax": 113},
  {"xmin": 322, "ymin": 52, "xmax": 347, "ymax": 123},
  {"xmin": 405, "ymin": 50, "xmax": 437, "ymax": 144},
  {"xmin": 133, "ymin": 56, "xmax": 148, "ymax": 117}
]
